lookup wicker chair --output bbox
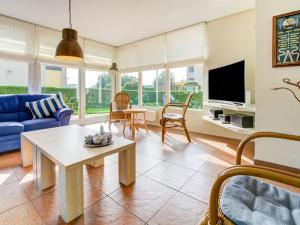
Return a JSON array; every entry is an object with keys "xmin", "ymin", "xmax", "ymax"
[
  {"xmin": 160, "ymin": 93, "xmax": 193, "ymax": 143},
  {"xmin": 200, "ymin": 132, "xmax": 300, "ymax": 225},
  {"xmin": 109, "ymin": 92, "xmax": 132, "ymax": 127}
]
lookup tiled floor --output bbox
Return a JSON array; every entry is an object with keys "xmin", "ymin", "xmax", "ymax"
[{"xmin": 0, "ymin": 123, "xmax": 255, "ymax": 225}]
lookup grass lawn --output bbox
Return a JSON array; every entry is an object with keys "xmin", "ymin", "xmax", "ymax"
[{"xmin": 85, "ymin": 107, "xmax": 110, "ymax": 114}]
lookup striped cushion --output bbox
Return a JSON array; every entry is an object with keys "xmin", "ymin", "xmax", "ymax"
[{"xmin": 25, "ymin": 93, "xmax": 67, "ymax": 119}]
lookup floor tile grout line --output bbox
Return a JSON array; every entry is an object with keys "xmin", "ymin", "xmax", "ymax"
[
  {"xmin": 106, "ymin": 195, "xmax": 148, "ymax": 223},
  {"xmin": 145, "ymin": 188, "xmax": 178, "ymax": 224},
  {"xmin": 28, "ymin": 197, "xmax": 48, "ymax": 225},
  {"xmin": 177, "ymin": 189, "xmax": 210, "ymax": 206}
]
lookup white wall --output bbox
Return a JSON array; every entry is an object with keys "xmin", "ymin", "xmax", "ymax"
[
  {"xmin": 206, "ymin": 9, "xmax": 256, "ymax": 103},
  {"xmin": 255, "ymin": 0, "xmax": 300, "ymax": 169}
]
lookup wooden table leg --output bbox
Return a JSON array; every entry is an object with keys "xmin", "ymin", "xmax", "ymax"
[
  {"xmin": 131, "ymin": 113, "xmax": 135, "ymax": 138},
  {"xmin": 21, "ymin": 135, "xmax": 34, "ymax": 167},
  {"xmin": 88, "ymin": 158, "xmax": 104, "ymax": 167},
  {"xmin": 123, "ymin": 113, "xmax": 127, "ymax": 135},
  {"xmin": 118, "ymin": 145, "xmax": 136, "ymax": 186},
  {"xmin": 143, "ymin": 112, "xmax": 149, "ymax": 134},
  {"xmin": 59, "ymin": 165, "xmax": 84, "ymax": 223},
  {"xmin": 35, "ymin": 147, "xmax": 56, "ymax": 190}
]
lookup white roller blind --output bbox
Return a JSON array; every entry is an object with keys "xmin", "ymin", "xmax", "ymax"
[
  {"xmin": 166, "ymin": 23, "xmax": 206, "ymax": 64},
  {"xmin": 0, "ymin": 15, "xmax": 36, "ymax": 62},
  {"xmin": 84, "ymin": 39, "xmax": 116, "ymax": 69},
  {"xmin": 36, "ymin": 26, "xmax": 85, "ymax": 67},
  {"xmin": 117, "ymin": 35, "xmax": 165, "ymax": 70}
]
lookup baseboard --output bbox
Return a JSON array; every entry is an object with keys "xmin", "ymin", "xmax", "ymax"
[{"xmin": 254, "ymin": 159, "xmax": 300, "ymax": 174}]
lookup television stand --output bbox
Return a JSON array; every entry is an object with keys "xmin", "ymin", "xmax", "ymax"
[{"xmin": 203, "ymin": 102, "xmax": 255, "ymax": 134}]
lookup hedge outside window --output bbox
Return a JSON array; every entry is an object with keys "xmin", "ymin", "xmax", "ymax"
[
  {"xmin": 85, "ymin": 70, "xmax": 111, "ymax": 116},
  {"xmin": 170, "ymin": 65, "xmax": 203, "ymax": 109},
  {"xmin": 0, "ymin": 59, "xmax": 28, "ymax": 94},
  {"xmin": 121, "ymin": 72, "xmax": 138, "ymax": 105},
  {"xmin": 142, "ymin": 69, "xmax": 166, "ymax": 106},
  {"xmin": 41, "ymin": 64, "xmax": 79, "ymax": 119}
]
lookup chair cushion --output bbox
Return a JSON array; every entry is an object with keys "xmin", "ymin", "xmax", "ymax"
[
  {"xmin": 0, "ymin": 122, "xmax": 24, "ymax": 136},
  {"xmin": 25, "ymin": 93, "xmax": 67, "ymax": 119},
  {"xmin": 163, "ymin": 113, "xmax": 183, "ymax": 120},
  {"xmin": 221, "ymin": 175, "xmax": 300, "ymax": 225},
  {"xmin": 22, "ymin": 118, "xmax": 61, "ymax": 132}
]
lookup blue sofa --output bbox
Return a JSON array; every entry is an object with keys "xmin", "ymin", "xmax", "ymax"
[{"xmin": 0, "ymin": 94, "xmax": 73, "ymax": 153}]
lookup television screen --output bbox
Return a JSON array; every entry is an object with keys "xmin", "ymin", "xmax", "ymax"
[{"xmin": 208, "ymin": 60, "xmax": 245, "ymax": 104}]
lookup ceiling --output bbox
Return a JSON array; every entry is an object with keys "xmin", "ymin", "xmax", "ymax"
[{"xmin": 0, "ymin": 0, "xmax": 255, "ymax": 46}]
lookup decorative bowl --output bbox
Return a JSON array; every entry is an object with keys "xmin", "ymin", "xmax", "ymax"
[{"xmin": 84, "ymin": 132, "xmax": 113, "ymax": 148}]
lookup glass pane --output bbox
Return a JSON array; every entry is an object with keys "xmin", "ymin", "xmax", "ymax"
[
  {"xmin": 170, "ymin": 65, "xmax": 203, "ymax": 109},
  {"xmin": 142, "ymin": 69, "xmax": 166, "ymax": 106},
  {"xmin": 41, "ymin": 64, "xmax": 79, "ymax": 119},
  {"xmin": 85, "ymin": 70, "xmax": 111, "ymax": 116},
  {"xmin": 0, "ymin": 59, "xmax": 28, "ymax": 94},
  {"xmin": 121, "ymin": 72, "xmax": 138, "ymax": 105}
]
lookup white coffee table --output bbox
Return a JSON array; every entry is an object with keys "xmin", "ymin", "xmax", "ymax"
[{"xmin": 21, "ymin": 125, "xmax": 136, "ymax": 223}]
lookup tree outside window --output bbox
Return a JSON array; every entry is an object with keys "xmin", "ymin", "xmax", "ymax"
[{"xmin": 170, "ymin": 65, "xmax": 203, "ymax": 109}]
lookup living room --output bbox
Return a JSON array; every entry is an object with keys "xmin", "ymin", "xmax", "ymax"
[{"xmin": 0, "ymin": 0, "xmax": 300, "ymax": 225}]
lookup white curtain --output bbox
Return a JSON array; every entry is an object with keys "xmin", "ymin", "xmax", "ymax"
[
  {"xmin": 117, "ymin": 23, "xmax": 206, "ymax": 71},
  {"xmin": 166, "ymin": 23, "xmax": 206, "ymax": 65},
  {"xmin": 84, "ymin": 39, "xmax": 116, "ymax": 70},
  {"xmin": 117, "ymin": 35, "xmax": 166, "ymax": 71},
  {"xmin": 0, "ymin": 17, "xmax": 117, "ymax": 69},
  {"xmin": 0, "ymin": 15, "xmax": 36, "ymax": 62}
]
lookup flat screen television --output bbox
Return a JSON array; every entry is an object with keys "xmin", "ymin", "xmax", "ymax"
[{"xmin": 208, "ymin": 60, "xmax": 245, "ymax": 104}]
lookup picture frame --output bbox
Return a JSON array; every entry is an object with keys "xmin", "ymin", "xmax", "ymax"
[{"xmin": 272, "ymin": 10, "xmax": 300, "ymax": 67}]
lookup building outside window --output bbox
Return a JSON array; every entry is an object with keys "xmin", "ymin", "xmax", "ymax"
[
  {"xmin": 121, "ymin": 72, "xmax": 138, "ymax": 105},
  {"xmin": 170, "ymin": 64, "xmax": 204, "ymax": 109},
  {"xmin": 0, "ymin": 59, "xmax": 28, "ymax": 94},
  {"xmin": 142, "ymin": 69, "xmax": 166, "ymax": 106},
  {"xmin": 85, "ymin": 70, "xmax": 111, "ymax": 116},
  {"xmin": 41, "ymin": 64, "xmax": 80, "ymax": 119}
]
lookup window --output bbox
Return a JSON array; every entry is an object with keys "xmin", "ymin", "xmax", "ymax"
[
  {"xmin": 85, "ymin": 70, "xmax": 111, "ymax": 116},
  {"xmin": 0, "ymin": 59, "xmax": 28, "ymax": 94},
  {"xmin": 121, "ymin": 72, "xmax": 138, "ymax": 105},
  {"xmin": 41, "ymin": 64, "xmax": 79, "ymax": 119},
  {"xmin": 188, "ymin": 66, "xmax": 194, "ymax": 73},
  {"xmin": 170, "ymin": 64, "xmax": 203, "ymax": 109},
  {"xmin": 142, "ymin": 69, "xmax": 166, "ymax": 106}
]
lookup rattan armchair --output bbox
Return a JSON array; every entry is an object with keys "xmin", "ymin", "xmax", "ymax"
[
  {"xmin": 200, "ymin": 132, "xmax": 300, "ymax": 225},
  {"xmin": 160, "ymin": 93, "xmax": 193, "ymax": 143},
  {"xmin": 109, "ymin": 92, "xmax": 132, "ymax": 127}
]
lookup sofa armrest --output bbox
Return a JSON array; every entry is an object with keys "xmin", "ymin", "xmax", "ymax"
[{"xmin": 53, "ymin": 108, "xmax": 73, "ymax": 126}]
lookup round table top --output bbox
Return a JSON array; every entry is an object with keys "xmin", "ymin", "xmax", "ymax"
[{"xmin": 123, "ymin": 108, "xmax": 148, "ymax": 113}]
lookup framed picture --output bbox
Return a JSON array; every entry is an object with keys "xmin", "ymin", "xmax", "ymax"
[{"xmin": 272, "ymin": 10, "xmax": 300, "ymax": 67}]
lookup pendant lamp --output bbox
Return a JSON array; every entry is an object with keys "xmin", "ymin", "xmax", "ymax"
[{"xmin": 55, "ymin": 0, "xmax": 84, "ymax": 62}]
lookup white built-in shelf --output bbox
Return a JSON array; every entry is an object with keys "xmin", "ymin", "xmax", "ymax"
[
  {"xmin": 202, "ymin": 116, "xmax": 255, "ymax": 134},
  {"xmin": 203, "ymin": 102, "xmax": 256, "ymax": 113}
]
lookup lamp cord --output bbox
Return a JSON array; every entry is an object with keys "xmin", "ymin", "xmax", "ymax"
[{"xmin": 69, "ymin": 0, "xmax": 72, "ymax": 28}]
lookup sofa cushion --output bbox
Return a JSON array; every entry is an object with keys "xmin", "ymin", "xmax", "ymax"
[
  {"xmin": 220, "ymin": 175, "xmax": 300, "ymax": 225},
  {"xmin": 25, "ymin": 93, "xmax": 67, "ymax": 119},
  {"xmin": 0, "ymin": 122, "xmax": 24, "ymax": 136},
  {"xmin": 0, "ymin": 95, "xmax": 20, "ymax": 122},
  {"xmin": 18, "ymin": 94, "xmax": 51, "ymax": 121},
  {"xmin": 0, "ymin": 95, "xmax": 19, "ymax": 113},
  {"xmin": 22, "ymin": 118, "xmax": 61, "ymax": 132},
  {"xmin": 18, "ymin": 94, "xmax": 52, "ymax": 112}
]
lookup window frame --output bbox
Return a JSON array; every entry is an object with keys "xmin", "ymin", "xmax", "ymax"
[{"xmin": 85, "ymin": 68, "xmax": 112, "ymax": 117}]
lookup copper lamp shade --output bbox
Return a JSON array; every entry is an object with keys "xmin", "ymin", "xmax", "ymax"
[{"xmin": 55, "ymin": 28, "xmax": 84, "ymax": 62}]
